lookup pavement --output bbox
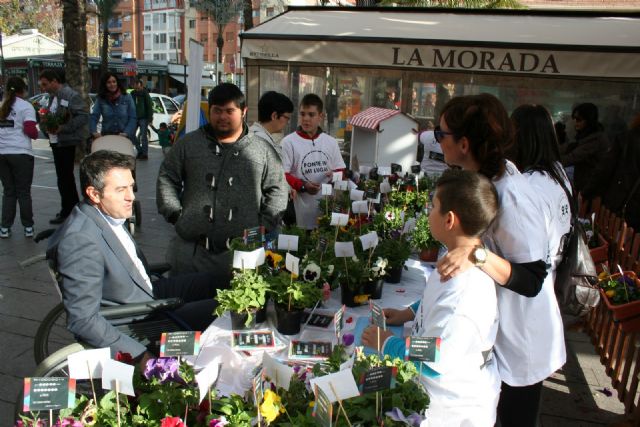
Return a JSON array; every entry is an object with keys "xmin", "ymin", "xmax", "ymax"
[{"xmin": 0, "ymin": 139, "xmax": 633, "ymax": 425}]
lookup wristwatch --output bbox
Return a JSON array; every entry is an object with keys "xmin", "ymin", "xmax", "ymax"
[{"xmin": 472, "ymin": 246, "xmax": 488, "ymax": 267}]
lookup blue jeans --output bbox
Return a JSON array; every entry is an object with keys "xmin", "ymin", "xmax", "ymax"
[{"xmin": 135, "ymin": 119, "xmax": 149, "ymax": 155}]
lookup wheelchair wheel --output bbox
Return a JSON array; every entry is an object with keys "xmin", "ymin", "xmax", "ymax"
[{"xmin": 33, "ymin": 303, "xmax": 75, "ymax": 365}]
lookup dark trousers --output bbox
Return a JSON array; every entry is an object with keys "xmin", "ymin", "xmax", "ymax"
[
  {"xmin": 0, "ymin": 154, "xmax": 34, "ymax": 228},
  {"xmin": 497, "ymin": 381, "xmax": 543, "ymax": 427},
  {"xmin": 152, "ymin": 271, "xmax": 228, "ymax": 332},
  {"xmin": 51, "ymin": 144, "xmax": 80, "ymax": 217}
]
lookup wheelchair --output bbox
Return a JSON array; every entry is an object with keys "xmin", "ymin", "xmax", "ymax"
[{"xmin": 90, "ymin": 135, "xmax": 142, "ymax": 235}]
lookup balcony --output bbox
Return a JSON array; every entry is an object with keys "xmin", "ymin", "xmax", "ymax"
[{"xmin": 108, "ymin": 19, "xmax": 122, "ymax": 29}]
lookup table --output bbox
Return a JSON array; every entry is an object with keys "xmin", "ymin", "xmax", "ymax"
[{"xmin": 192, "ymin": 259, "xmax": 433, "ymax": 396}]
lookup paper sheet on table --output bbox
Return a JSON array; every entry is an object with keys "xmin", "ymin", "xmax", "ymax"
[
  {"xmin": 67, "ymin": 347, "xmax": 109, "ymax": 379},
  {"xmin": 278, "ymin": 234, "xmax": 299, "ymax": 252},
  {"xmin": 196, "ymin": 357, "xmax": 221, "ymax": 403},
  {"xmin": 101, "ymin": 359, "xmax": 135, "ymax": 396},
  {"xmin": 309, "ymin": 368, "xmax": 360, "ymax": 403}
]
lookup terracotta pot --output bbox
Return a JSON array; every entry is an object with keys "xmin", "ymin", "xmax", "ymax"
[
  {"xmin": 385, "ymin": 265, "xmax": 403, "ymax": 284},
  {"xmin": 600, "ymin": 271, "xmax": 640, "ymax": 332},
  {"xmin": 419, "ymin": 247, "xmax": 439, "ymax": 262},
  {"xmin": 275, "ymin": 305, "xmax": 304, "ymax": 335},
  {"xmin": 589, "ymin": 234, "xmax": 609, "ymax": 274},
  {"xmin": 230, "ymin": 309, "xmax": 257, "ymax": 330},
  {"xmin": 364, "ymin": 278, "xmax": 384, "ymax": 300},
  {"xmin": 340, "ymin": 283, "xmax": 369, "ymax": 307}
]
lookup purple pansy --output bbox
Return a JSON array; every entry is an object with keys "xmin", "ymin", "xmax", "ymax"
[
  {"xmin": 342, "ymin": 333, "xmax": 355, "ymax": 347},
  {"xmin": 144, "ymin": 357, "xmax": 181, "ymax": 384},
  {"xmin": 385, "ymin": 407, "xmax": 425, "ymax": 427}
]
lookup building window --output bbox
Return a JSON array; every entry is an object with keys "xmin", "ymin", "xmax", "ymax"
[
  {"xmin": 226, "ymin": 31, "xmax": 234, "ymax": 43},
  {"xmin": 123, "ymin": 15, "xmax": 131, "ymax": 21},
  {"xmin": 189, "ymin": 19, "xmax": 196, "ymax": 29},
  {"xmin": 144, "ymin": 34, "xmax": 152, "ymax": 49},
  {"xmin": 200, "ymin": 33, "xmax": 208, "ymax": 43},
  {"xmin": 266, "ymin": 7, "xmax": 274, "ymax": 17},
  {"xmin": 123, "ymin": 32, "xmax": 132, "ymax": 41}
]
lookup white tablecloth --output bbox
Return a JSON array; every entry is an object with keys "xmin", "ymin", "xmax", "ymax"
[{"xmin": 192, "ymin": 259, "xmax": 433, "ymax": 396}]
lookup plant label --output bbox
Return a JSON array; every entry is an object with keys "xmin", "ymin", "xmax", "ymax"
[
  {"xmin": 391, "ymin": 163, "xmax": 402, "ymax": 174},
  {"xmin": 330, "ymin": 212, "xmax": 349, "ymax": 226},
  {"xmin": 278, "ymin": 234, "xmax": 299, "ymax": 252},
  {"xmin": 352, "ymin": 200, "xmax": 368, "ymax": 214},
  {"xmin": 196, "ymin": 357, "xmax": 221, "ymax": 403},
  {"xmin": 101, "ymin": 359, "xmax": 135, "ymax": 396},
  {"xmin": 67, "ymin": 347, "xmax": 109, "ymax": 379},
  {"xmin": 233, "ymin": 249, "xmax": 257, "ymax": 269},
  {"xmin": 289, "ymin": 340, "xmax": 333, "ymax": 360},
  {"xmin": 321, "ymin": 183, "xmax": 333, "ymax": 196},
  {"xmin": 334, "ymin": 180, "xmax": 349, "ymax": 191},
  {"xmin": 405, "ymin": 336, "xmax": 441, "ymax": 362},
  {"xmin": 378, "ymin": 166, "xmax": 391, "ymax": 176},
  {"xmin": 359, "ymin": 231, "xmax": 379, "ymax": 251},
  {"xmin": 339, "ymin": 352, "xmax": 356, "ymax": 371},
  {"xmin": 23, "ymin": 377, "xmax": 75, "ymax": 412},
  {"xmin": 243, "ymin": 226, "xmax": 265, "ymax": 246},
  {"xmin": 350, "ymin": 189, "xmax": 365, "ymax": 201},
  {"xmin": 302, "ymin": 312, "xmax": 334, "ymax": 328},
  {"xmin": 367, "ymin": 190, "xmax": 381, "ymax": 204},
  {"xmin": 402, "ymin": 217, "xmax": 417, "ymax": 235},
  {"xmin": 370, "ymin": 302, "xmax": 386, "ymax": 330},
  {"xmin": 332, "ymin": 171, "xmax": 343, "ymax": 183},
  {"xmin": 334, "ymin": 305, "xmax": 345, "ymax": 338},
  {"xmin": 334, "ymin": 241, "xmax": 355, "ymax": 258},
  {"xmin": 313, "ymin": 384, "xmax": 334, "ymax": 427},
  {"xmin": 262, "ymin": 352, "xmax": 294, "ymax": 391},
  {"xmin": 285, "ymin": 252, "xmax": 300, "ymax": 276},
  {"xmin": 317, "ymin": 237, "xmax": 328, "ymax": 253},
  {"xmin": 160, "ymin": 331, "xmax": 201, "ymax": 357},
  {"xmin": 411, "ymin": 164, "xmax": 421, "ymax": 174},
  {"xmin": 252, "ymin": 369, "xmax": 264, "ymax": 405},
  {"xmin": 359, "ymin": 366, "xmax": 397, "ymax": 394},
  {"xmin": 232, "ymin": 329, "xmax": 276, "ymax": 350},
  {"xmin": 309, "ymin": 368, "xmax": 360, "ymax": 403}
]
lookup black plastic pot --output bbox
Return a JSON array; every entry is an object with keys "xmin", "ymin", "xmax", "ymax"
[
  {"xmin": 255, "ymin": 301, "xmax": 268, "ymax": 324},
  {"xmin": 275, "ymin": 305, "xmax": 303, "ymax": 335},
  {"xmin": 230, "ymin": 310, "xmax": 257, "ymax": 330},
  {"xmin": 385, "ymin": 265, "xmax": 403, "ymax": 284},
  {"xmin": 365, "ymin": 278, "xmax": 385, "ymax": 300},
  {"xmin": 340, "ymin": 283, "xmax": 369, "ymax": 307}
]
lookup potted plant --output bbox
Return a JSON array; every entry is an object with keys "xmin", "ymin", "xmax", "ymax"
[
  {"xmin": 412, "ymin": 212, "xmax": 439, "ymax": 262},
  {"xmin": 374, "ymin": 235, "xmax": 412, "ymax": 283},
  {"xmin": 215, "ymin": 270, "xmax": 270, "ymax": 329},
  {"xmin": 598, "ymin": 270, "xmax": 640, "ymax": 332},
  {"xmin": 269, "ymin": 270, "xmax": 322, "ymax": 335},
  {"xmin": 334, "ymin": 245, "xmax": 389, "ymax": 306}
]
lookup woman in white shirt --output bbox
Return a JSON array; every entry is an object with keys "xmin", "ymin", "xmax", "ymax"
[
  {"xmin": 436, "ymin": 94, "xmax": 562, "ymax": 427},
  {"xmin": 0, "ymin": 77, "xmax": 38, "ymax": 238}
]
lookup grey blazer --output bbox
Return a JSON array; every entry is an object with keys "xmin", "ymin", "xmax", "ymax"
[{"xmin": 47, "ymin": 201, "xmax": 153, "ymax": 357}]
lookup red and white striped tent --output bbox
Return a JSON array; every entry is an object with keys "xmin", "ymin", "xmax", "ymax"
[{"xmin": 348, "ymin": 107, "xmax": 404, "ymax": 130}]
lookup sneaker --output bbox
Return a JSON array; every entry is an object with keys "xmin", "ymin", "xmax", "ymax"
[
  {"xmin": 24, "ymin": 227, "xmax": 34, "ymax": 238},
  {"xmin": 0, "ymin": 228, "xmax": 10, "ymax": 239}
]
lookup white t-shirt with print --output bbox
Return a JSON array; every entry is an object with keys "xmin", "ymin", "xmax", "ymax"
[
  {"xmin": 413, "ymin": 268, "xmax": 500, "ymax": 427},
  {"xmin": 485, "ymin": 160, "xmax": 566, "ymax": 386},
  {"xmin": 0, "ymin": 97, "xmax": 36, "ymax": 155},
  {"xmin": 281, "ymin": 131, "xmax": 346, "ymax": 229},
  {"xmin": 419, "ymin": 130, "xmax": 447, "ymax": 177}
]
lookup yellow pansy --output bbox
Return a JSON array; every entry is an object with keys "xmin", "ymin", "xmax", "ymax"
[
  {"xmin": 266, "ymin": 250, "xmax": 283, "ymax": 268},
  {"xmin": 260, "ymin": 389, "xmax": 285, "ymax": 423}
]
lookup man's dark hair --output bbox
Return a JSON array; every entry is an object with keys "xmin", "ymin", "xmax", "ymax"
[
  {"xmin": 208, "ymin": 83, "xmax": 245, "ymax": 109},
  {"xmin": 258, "ymin": 91, "xmax": 294, "ymax": 122},
  {"xmin": 80, "ymin": 150, "xmax": 135, "ymax": 200},
  {"xmin": 300, "ymin": 93, "xmax": 323, "ymax": 113},
  {"xmin": 38, "ymin": 69, "xmax": 62, "ymax": 83},
  {"xmin": 435, "ymin": 169, "xmax": 498, "ymax": 237}
]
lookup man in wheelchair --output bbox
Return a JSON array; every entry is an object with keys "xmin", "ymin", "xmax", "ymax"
[{"xmin": 46, "ymin": 150, "xmax": 224, "ymax": 368}]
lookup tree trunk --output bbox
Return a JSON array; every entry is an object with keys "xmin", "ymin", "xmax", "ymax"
[
  {"xmin": 243, "ymin": 0, "xmax": 254, "ymax": 31},
  {"xmin": 101, "ymin": 24, "xmax": 110, "ymax": 74}
]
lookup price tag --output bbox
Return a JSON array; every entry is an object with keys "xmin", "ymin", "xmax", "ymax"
[
  {"xmin": 370, "ymin": 302, "xmax": 386, "ymax": 330},
  {"xmin": 160, "ymin": 331, "xmax": 201, "ymax": 357},
  {"xmin": 404, "ymin": 336, "xmax": 441, "ymax": 362},
  {"xmin": 243, "ymin": 226, "xmax": 265, "ymax": 246},
  {"xmin": 317, "ymin": 237, "xmax": 328, "ymax": 253},
  {"xmin": 232, "ymin": 329, "xmax": 276, "ymax": 350},
  {"xmin": 359, "ymin": 366, "xmax": 397, "ymax": 394},
  {"xmin": 289, "ymin": 340, "xmax": 333, "ymax": 360},
  {"xmin": 23, "ymin": 377, "xmax": 75, "ymax": 412},
  {"xmin": 301, "ymin": 312, "xmax": 334, "ymax": 328}
]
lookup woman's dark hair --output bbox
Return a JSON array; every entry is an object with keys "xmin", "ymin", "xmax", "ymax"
[
  {"xmin": 572, "ymin": 102, "xmax": 603, "ymax": 138},
  {"xmin": 435, "ymin": 169, "xmax": 499, "ymax": 237},
  {"xmin": 97, "ymin": 72, "xmax": 126, "ymax": 99},
  {"xmin": 0, "ymin": 77, "xmax": 28, "ymax": 120},
  {"xmin": 509, "ymin": 104, "xmax": 567, "ymax": 187},
  {"xmin": 439, "ymin": 93, "xmax": 513, "ymax": 179}
]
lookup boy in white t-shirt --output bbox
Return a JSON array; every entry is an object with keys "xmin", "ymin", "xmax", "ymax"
[
  {"xmin": 281, "ymin": 94, "xmax": 346, "ymax": 229},
  {"xmin": 362, "ymin": 169, "xmax": 500, "ymax": 427}
]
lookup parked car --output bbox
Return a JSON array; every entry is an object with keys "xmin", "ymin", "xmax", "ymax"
[{"xmin": 148, "ymin": 93, "xmax": 180, "ymax": 141}]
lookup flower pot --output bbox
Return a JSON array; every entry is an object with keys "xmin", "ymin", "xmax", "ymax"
[
  {"xmin": 385, "ymin": 265, "xmax": 403, "ymax": 284},
  {"xmin": 589, "ymin": 234, "xmax": 609, "ymax": 274},
  {"xmin": 275, "ymin": 305, "xmax": 304, "ymax": 335},
  {"xmin": 230, "ymin": 310, "xmax": 257, "ymax": 330},
  {"xmin": 340, "ymin": 284, "xmax": 369, "ymax": 307},
  {"xmin": 599, "ymin": 271, "xmax": 640, "ymax": 332},
  {"xmin": 419, "ymin": 247, "xmax": 439, "ymax": 262},
  {"xmin": 365, "ymin": 278, "xmax": 384, "ymax": 300},
  {"xmin": 255, "ymin": 301, "xmax": 268, "ymax": 324}
]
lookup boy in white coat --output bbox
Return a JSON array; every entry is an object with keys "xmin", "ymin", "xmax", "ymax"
[{"xmin": 362, "ymin": 169, "xmax": 500, "ymax": 426}]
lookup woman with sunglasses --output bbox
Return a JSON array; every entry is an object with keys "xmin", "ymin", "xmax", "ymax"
[
  {"xmin": 561, "ymin": 102, "xmax": 609, "ymax": 193},
  {"xmin": 435, "ymin": 94, "xmax": 560, "ymax": 427}
]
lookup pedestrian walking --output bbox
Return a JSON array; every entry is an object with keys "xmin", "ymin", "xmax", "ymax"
[{"xmin": 131, "ymin": 78, "xmax": 154, "ymax": 160}]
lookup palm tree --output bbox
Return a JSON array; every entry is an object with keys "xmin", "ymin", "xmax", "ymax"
[
  {"xmin": 192, "ymin": 0, "xmax": 244, "ymax": 83},
  {"xmin": 94, "ymin": 0, "xmax": 122, "ymax": 74}
]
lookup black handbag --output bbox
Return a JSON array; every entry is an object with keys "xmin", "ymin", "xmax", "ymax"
[{"xmin": 554, "ymin": 179, "xmax": 600, "ymax": 317}]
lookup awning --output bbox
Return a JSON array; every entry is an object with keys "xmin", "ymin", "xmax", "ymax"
[
  {"xmin": 241, "ymin": 8, "xmax": 640, "ymax": 79},
  {"xmin": 349, "ymin": 107, "xmax": 402, "ymax": 130}
]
